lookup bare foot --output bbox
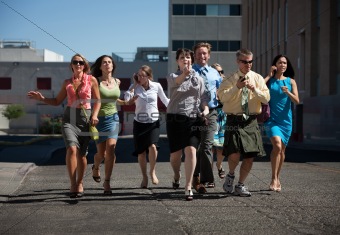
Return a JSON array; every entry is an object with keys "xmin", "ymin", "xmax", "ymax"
[
  {"xmin": 150, "ymin": 172, "xmax": 159, "ymax": 185},
  {"xmin": 269, "ymin": 179, "xmax": 276, "ymax": 191}
]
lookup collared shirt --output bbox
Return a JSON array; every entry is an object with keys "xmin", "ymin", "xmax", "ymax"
[
  {"xmin": 192, "ymin": 64, "xmax": 222, "ymax": 109},
  {"xmin": 217, "ymin": 70, "xmax": 270, "ymax": 115},
  {"xmin": 166, "ymin": 69, "xmax": 208, "ymax": 117},
  {"xmin": 124, "ymin": 80, "xmax": 169, "ymax": 123}
]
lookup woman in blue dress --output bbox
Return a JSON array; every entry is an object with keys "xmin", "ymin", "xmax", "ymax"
[{"xmin": 264, "ymin": 55, "xmax": 300, "ymax": 192}]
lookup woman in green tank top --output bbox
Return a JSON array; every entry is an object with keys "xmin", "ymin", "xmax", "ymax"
[{"xmin": 90, "ymin": 55, "xmax": 128, "ymax": 195}]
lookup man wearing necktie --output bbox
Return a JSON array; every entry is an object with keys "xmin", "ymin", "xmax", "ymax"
[
  {"xmin": 191, "ymin": 42, "xmax": 222, "ymax": 193},
  {"xmin": 217, "ymin": 49, "xmax": 270, "ymax": 197}
]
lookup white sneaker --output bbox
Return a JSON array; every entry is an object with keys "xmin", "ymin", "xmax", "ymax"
[
  {"xmin": 222, "ymin": 174, "xmax": 235, "ymax": 194},
  {"xmin": 234, "ymin": 184, "xmax": 251, "ymax": 197}
]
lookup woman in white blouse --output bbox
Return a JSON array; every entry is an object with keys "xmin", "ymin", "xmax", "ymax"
[{"xmin": 125, "ymin": 65, "xmax": 169, "ymax": 188}]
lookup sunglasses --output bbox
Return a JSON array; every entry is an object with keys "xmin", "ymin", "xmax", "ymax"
[
  {"xmin": 239, "ymin": 60, "xmax": 253, "ymax": 64},
  {"xmin": 72, "ymin": 60, "xmax": 85, "ymax": 66},
  {"xmin": 218, "ymin": 70, "xmax": 224, "ymax": 74}
]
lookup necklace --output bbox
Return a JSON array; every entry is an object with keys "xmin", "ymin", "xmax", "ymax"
[
  {"xmin": 106, "ymin": 78, "xmax": 112, "ymax": 86},
  {"xmin": 101, "ymin": 76, "xmax": 113, "ymax": 86}
]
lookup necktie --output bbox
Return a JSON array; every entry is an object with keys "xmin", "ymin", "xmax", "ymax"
[
  {"xmin": 199, "ymin": 69, "xmax": 211, "ymax": 101},
  {"xmin": 241, "ymin": 76, "xmax": 249, "ymax": 120}
]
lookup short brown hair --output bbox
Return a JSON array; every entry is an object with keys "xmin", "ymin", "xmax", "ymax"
[{"xmin": 192, "ymin": 42, "xmax": 212, "ymax": 54}]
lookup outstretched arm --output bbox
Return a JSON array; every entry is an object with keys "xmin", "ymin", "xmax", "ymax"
[{"xmin": 27, "ymin": 80, "xmax": 67, "ymax": 106}]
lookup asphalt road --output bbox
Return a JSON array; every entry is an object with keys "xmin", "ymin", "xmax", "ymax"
[{"xmin": 1, "ymin": 135, "xmax": 340, "ymax": 234}]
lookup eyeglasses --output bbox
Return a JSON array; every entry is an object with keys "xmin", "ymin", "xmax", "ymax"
[
  {"xmin": 72, "ymin": 60, "xmax": 85, "ymax": 66},
  {"xmin": 218, "ymin": 70, "xmax": 224, "ymax": 75},
  {"xmin": 137, "ymin": 74, "xmax": 148, "ymax": 78},
  {"xmin": 239, "ymin": 60, "xmax": 253, "ymax": 65}
]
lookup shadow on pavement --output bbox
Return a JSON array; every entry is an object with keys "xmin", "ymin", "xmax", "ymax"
[{"xmin": 1, "ymin": 135, "xmax": 339, "ymax": 166}]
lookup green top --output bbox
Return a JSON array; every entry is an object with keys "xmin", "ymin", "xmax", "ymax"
[{"xmin": 98, "ymin": 81, "xmax": 120, "ymax": 117}]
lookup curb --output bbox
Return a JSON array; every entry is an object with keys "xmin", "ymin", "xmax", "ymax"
[{"xmin": 0, "ymin": 162, "xmax": 37, "ymax": 202}]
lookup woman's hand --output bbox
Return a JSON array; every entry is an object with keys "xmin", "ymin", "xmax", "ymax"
[
  {"xmin": 182, "ymin": 65, "xmax": 191, "ymax": 77},
  {"xmin": 268, "ymin": 66, "xmax": 277, "ymax": 78},
  {"xmin": 27, "ymin": 91, "xmax": 44, "ymax": 101},
  {"xmin": 125, "ymin": 95, "xmax": 139, "ymax": 105},
  {"xmin": 91, "ymin": 116, "xmax": 99, "ymax": 126}
]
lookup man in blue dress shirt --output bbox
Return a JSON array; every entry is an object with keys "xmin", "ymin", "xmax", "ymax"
[{"xmin": 192, "ymin": 42, "xmax": 222, "ymax": 193}]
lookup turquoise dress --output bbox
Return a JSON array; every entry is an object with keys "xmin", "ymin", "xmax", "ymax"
[{"xmin": 264, "ymin": 77, "xmax": 292, "ymax": 146}]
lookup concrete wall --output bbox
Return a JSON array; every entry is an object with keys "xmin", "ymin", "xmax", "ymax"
[{"xmin": 0, "ymin": 61, "xmax": 168, "ymax": 135}]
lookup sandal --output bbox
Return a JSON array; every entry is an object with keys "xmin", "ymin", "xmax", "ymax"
[
  {"xmin": 172, "ymin": 179, "xmax": 180, "ymax": 189},
  {"xmin": 206, "ymin": 182, "xmax": 215, "ymax": 188},
  {"xmin": 69, "ymin": 185, "xmax": 77, "ymax": 198},
  {"xmin": 198, "ymin": 184, "xmax": 207, "ymax": 194},
  {"xmin": 185, "ymin": 190, "xmax": 193, "ymax": 201},
  {"xmin": 92, "ymin": 165, "xmax": 101, "ymax": 183},
  {"xmin": 217, "ymin": 166, "xmax": 226, "ymax": 179},
  {"xmin": 192, "ymin": 176, "xmax": 200, "ymax": 192},
  {"xmin": 103, "ymin": 180, "xmax": 112, "ymax": 195}
]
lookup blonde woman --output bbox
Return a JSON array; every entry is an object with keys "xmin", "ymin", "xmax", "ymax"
[{"xmin": 28, "ymin": 53, "xmax": 100, "ymax": 198}]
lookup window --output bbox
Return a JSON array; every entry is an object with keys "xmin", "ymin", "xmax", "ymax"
[
  {"xmin": 0, "ymin": 77, "xmax": 11, "ymax": 90},
  {"xmin": 172, "ymin": 40, "xmax": 241, "ymax": 51},
  {"xmin": 184, "ymin": 4, "xmax": 195, "ymax": 15},
  {"xmin": 207, "ymin": 5, "xmax": 218, "ymax": 16},
  {"xmin": 184, "ymin": 40, "xmax": 195, "ymax": 50},
  {"xmin": 219, "ymin": 5, "xmax": 229, "ymax": 16},
  {"xmin": 173, "ymin": 4, "xmax": 241, "ymax": 16},
  {"xmin": 218, "ymin": 41, "xmax": 229, "ymax": 51},
  {"xmin": 173, "ymin": 4, "xmax": 183, "ymax": 15},
  {"xmin": 172, "ymin": 40, "xmax": 183, "ymax": 51},
  {"xmin": 37, "ymin": 77, "xmax": 51, "ymax": 90},
  {"xmin": 196, "ymin": 4, "xmax": 206, "ymax": 15},
  {"xmin": 230, "ymin": 5, "xmax": 241, "ymax": 16},
  {"xmin": 207, "ymin": 41, "xmax": 218, "ymax": 51}
]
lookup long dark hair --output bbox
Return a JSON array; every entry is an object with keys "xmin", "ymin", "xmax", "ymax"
[
  {"xmin": 272, "ymin": 54, "xmax": 295, "ymax": 79},
  {"xmin": 90, "ymin": 55, "xmax": 116, "ymax": 82}
]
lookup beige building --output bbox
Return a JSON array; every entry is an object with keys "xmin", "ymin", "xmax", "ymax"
[
  {"xmin": 168, "ymin": 0, "xmax": 242, "ymax": 74},
  {"xmin": 242, "ymin": 0, "xmax": 340, "ymax": 139}
]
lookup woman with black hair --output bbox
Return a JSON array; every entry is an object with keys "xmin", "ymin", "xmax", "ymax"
[
  {"xmin": 264, "ymin": 55, "xmax": 300, "ymax": 192},
  {"xmin": 90, "ymin": 55, "xmax": 128, "ymax": 195}
]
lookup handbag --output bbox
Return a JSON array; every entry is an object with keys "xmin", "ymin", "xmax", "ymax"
[
  {"xmin": 82, "ymin": 106, "xmax": 99, "ymax": 141},
  {"xmin": 89, "ymin": 121, "xmax": 99, "ymax": 141},
  {"xmin": 257, "ymin": 103, "xmax": 270, "ymax": 123}
]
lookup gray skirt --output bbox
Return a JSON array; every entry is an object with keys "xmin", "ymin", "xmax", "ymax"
[
  {"xmin": 61, "ymin": 107, "xmax": 91, "ymax": 156},
  {"xmin": 223, "ymin": 115, "xmax": 266, "ymax": 158}
]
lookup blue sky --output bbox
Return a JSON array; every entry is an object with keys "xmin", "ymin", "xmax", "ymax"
[{"xmin": 0, "ymin": 0, "xmax": 168, "ymax": 62}]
